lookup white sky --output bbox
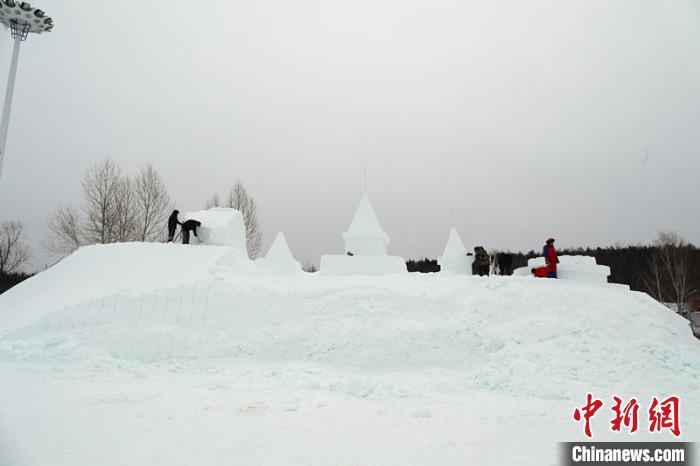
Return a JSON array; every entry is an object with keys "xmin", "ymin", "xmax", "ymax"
[{"xmin": 1, "ymin": 0, "xmax": 699, "ymax": 271}]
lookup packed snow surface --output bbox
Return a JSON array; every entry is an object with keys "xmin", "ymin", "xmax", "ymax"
[{"xmin": 1, "ymin": 243, "xmax": 698, "ymax": 465}]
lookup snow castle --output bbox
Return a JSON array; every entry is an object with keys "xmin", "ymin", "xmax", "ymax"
[
  {"xmin": 438, "ymin": 227, "xmax": 473, "ymax": 275},
  {"xmin": 320, "ymin": 193, "xmax": 407, "ymax": 275}
]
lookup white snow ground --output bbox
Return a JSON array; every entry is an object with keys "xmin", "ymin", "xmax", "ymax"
[{"xmin": 0, "ymin": 243, "xmax": 698, "ymax": 465}]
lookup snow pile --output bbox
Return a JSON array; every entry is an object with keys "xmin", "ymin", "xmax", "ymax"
[
  {"xmin": 0, "ymin": 242, "xmax": 250, "ymax": 333},
  {"xmin": 437, "ymin": 227, "xmax": 473, "ymax": 275},
  {"xmin": 183, "ymin": 208, "xmax": 247, "ymax": 250},
  {"xmin": 262, "ymin": 232, "xmax": 302, "ymax": 274},
  {"xmin": 0, "ymin": 244, "xmax": 698, "ymax": 465},
  {"xmin": 514, "ymin": 255, "xmax": 626, "ymax": 288},
  {"xmin": 319, "ymin": 254, "xmax": 407, "ymax": 276}
]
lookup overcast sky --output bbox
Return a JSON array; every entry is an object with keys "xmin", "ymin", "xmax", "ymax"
[{"xmin": 0, "ymin": 0, "xmax": 699, "ymax": 272}]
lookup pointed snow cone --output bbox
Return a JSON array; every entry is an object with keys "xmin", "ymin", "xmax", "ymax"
[
  {"xmin": 341, "ymin": 192, "xmax": 390, "ymax": 256},
  {"xmin": 320, "ymin": 192, "xmax": 407, "ymax": 275},
  {"xmin": 264, "ymin": 232, "xmax": 301, "ymax": 273},
  {"xmin": 438, "ymin": 227, "xmax": 473, "ymax": 275}
]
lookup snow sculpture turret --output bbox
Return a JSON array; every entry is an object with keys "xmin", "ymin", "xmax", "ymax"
[
  {"xmin": 320, "ymin": 192, "xmax": 407, "ymax": 275},
  {"xmin": 341, "ymin": 193, "xmax": 390, "ymax": 256},
  {"xmin": 438, "ymin": 227, "xmax": 473, "ymax": 275},
  {"xmin": 263, "ymin": 232, "xmax": 302, "ymax": 274}
]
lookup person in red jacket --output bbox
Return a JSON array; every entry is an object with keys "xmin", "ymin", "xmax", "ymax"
[
  {"xmin": 531, "ymin": 266, "xmax": 549, "ymax": 278},
  {"xmin": 543, "ymin": 237, "xmax": 559, "ymax": 278}
]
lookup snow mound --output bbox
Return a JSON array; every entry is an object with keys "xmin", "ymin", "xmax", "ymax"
[
  {"xmin": 319, "ymin": 254, "xmax": 407, "ymax": 275},
  {"xmin": 183, "ymin": 208, "xmax": 246, "ymax": 250},
  {"xmin": 0, "ymin": 242, "xmax": 250, "ymax": 333},
  {"xmin": 1, "ymin": 246, "xmax": 699, "ymax": 465},
  {"xmin": 263, "ymin": 232, "xmax": 302, "ymax": 274}
]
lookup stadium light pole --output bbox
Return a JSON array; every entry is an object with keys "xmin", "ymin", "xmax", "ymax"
[{"xmin": 0, "ymin": 0, "xmax": 53, "ymax": 182}]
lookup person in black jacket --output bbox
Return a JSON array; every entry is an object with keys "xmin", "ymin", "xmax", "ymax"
[
  {"xmin": 167, "ymin": 210, "xmax": 181, "ymax": 242},
  {"xmin": 474, "ymin": 246, "xmax": 490, "ymax": 276},
  {"xmin": 180, "ymin": 219, "xmax": 201, "ymax": 244}
]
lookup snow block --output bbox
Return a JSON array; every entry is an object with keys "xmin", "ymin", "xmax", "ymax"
[
  {"xmin": 513, "ymin": 255, "xmax": 627, "ymax": 288},
  {"xmin": 319, "ymin": 254, "xmax": 407, "ymax": 276},
  {"xmin": 183, "ymin": 208, "xmax": 247, "ymax": 251}
]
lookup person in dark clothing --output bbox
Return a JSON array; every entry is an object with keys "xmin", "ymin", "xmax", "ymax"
[
  {"xmin": 167, "ymin": 210, "xmax": 181, "ymax": 242},
  {"xmin": 474, "ymin": 246, "xmax": 490, "ymax": 276},
  {"xmin": 543, "ymin": 237, "xmax": 559, "ymax": 278},
  {"xmin": 497, "ymin": 253, "xmax": 513, "ymax": 275},
  {"xmin": 181, "ymin": 219, "xmax": 201, "ymax": 244}
]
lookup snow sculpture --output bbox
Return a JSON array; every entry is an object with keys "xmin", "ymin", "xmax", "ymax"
[
  {"xmin": 320, "ymin": 193, "xmax": 407, "ymax": 275},
  {"xmin": 438, "ymin": 227, "xmax": 473, "ymax": 275},
  {"xmin": 263, "ymin": 232, "xmax": 302, "ymax": 274},
  {"xmin": 513, "ymin": 255, "xmax": 626, "ymax": 288},
  {"xmin": 182, "ymin": 208, "xmax": 247, "ymax": 252},
  {"xmin": 341, "ymin": 192, "xmax": 390, "ymax": 256}
]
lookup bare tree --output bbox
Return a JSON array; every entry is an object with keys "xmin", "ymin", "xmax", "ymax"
[
  {"xmin": 225, "ymin": 181, "xmax": 262, "ymax": 259},
  {"xmin": 302, "ymin": 261, "xmax": 317, "ymax": 273},
  {"xmin": 81, "ymin": 159, "xmax": 121, "ymax": 244},
  {"xmin": 656, "ymin": 232, "xmax": 693, "ymax": 316},
  {"xmin": 134, "ymin": 164, "xmax": 171, "ymax": 241},
  {"xmin": 0, "ymin": 221, "xmax": 31, "ymax": 278},
  {"xmin": 113, "ymin": 176, "xmax": 138, "ymax": 242},
  {"xmin": 47, "ymin": 159, "xmax": 173, "ymax": 253},
  {"xmin": 45, "ymin": 204, "xmax": 82, "ymax": 254},
  {"xmin": 205, "ymin": 191, "xmax": 221, "ymax": 209},
  {"xmin": 642, "ymin": 231, "xmax": 694, "ymax": 317},
  {"xmin": 642, "ymin": 249, "xmax": 665, "ymax": 302}
]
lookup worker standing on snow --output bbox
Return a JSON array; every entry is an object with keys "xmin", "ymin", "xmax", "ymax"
[
  {"xmin": 543, "ymin": 238, "xmax": 559, "ymax": 278},
  {"xmin": 167, "ymin": 210, "xmax": 181, "ymax": 242},
  {"xmin": 474, "ymin": 246, "xmax": 490, "ymax": 276},
  {"xmin": 181, "ymin": 219, "xmax": 201, "ymax": 245}
]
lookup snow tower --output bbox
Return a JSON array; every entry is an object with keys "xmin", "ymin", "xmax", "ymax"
[
  {"xmin": 341, "ymin": 192, "xmax": 390, "ymax": 256},
  {"xmin": 438, "ymin": 227, "xmax": 473, "ymax": 275},
  {"xmin": 320, "ymin": 192, "xmax": 406, "ymax": 275}
]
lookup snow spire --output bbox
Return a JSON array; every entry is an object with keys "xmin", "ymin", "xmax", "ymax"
[
  {"xmin": 264, "ymin": 232, "xmax": 301, "ymax": 272},
  {"xmin": 343, "ymin": 192, "xmax": 389, "ymax": 242},
  {"xmin": 442, "ymin": 227, "xmax": 467, "ymax": 257},
  {"xmin": 341, "ymin": 192, "xmax": 390, "ymax": 255},
  {"xmin": 266, "ymin": 232, "xmax": 295, "ymax": 261}
]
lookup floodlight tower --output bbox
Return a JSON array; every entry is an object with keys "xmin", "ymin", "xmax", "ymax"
[{"xmin": 0, "ymin": 0, "xmax": 52, "ymax": 181}]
